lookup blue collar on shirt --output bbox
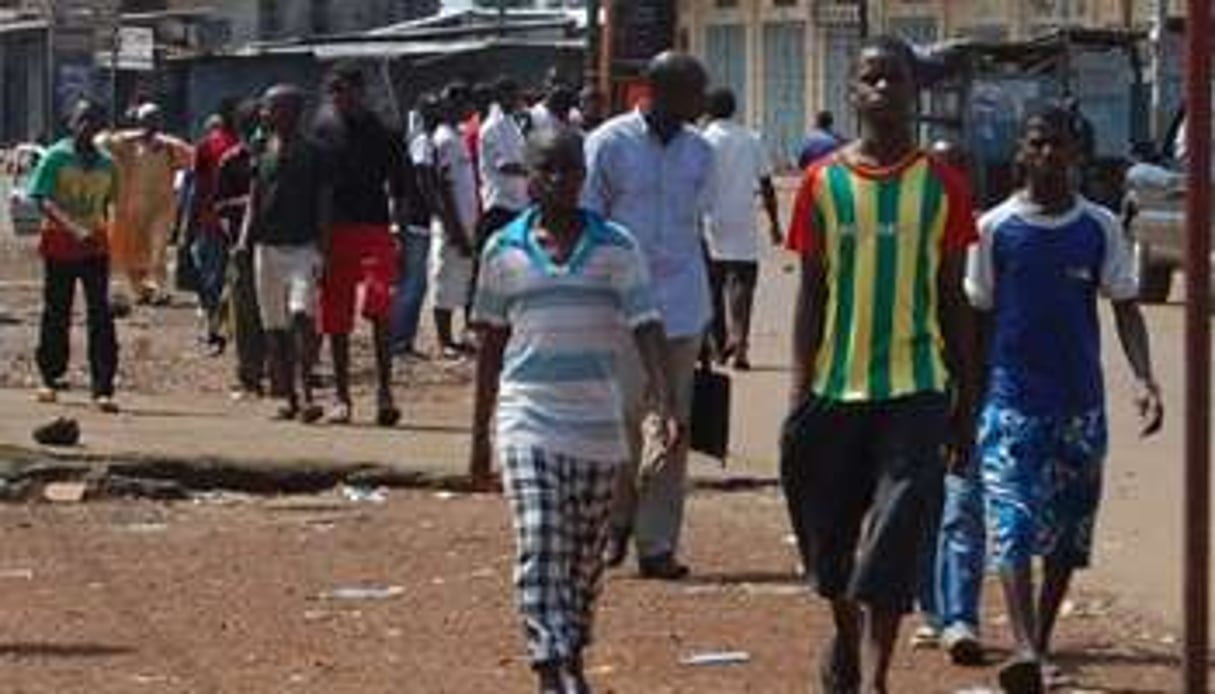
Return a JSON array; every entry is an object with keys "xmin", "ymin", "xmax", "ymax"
[{"xmin": 499, "ymin": 207, "xmax": 622, "ymax": 276}]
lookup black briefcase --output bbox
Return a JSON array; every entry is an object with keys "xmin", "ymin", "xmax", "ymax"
[{"xmin": 690, "ymin": 366, "xmax": 731, "ymax": 460}]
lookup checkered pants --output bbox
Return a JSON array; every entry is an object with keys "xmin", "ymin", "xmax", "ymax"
[{"xmin": 501, "ymin": 446, "xmax": 619, "ymax": 666}]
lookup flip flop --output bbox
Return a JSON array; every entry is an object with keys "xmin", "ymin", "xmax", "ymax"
[
  {"xmin": 327, "ymin": 402, "xmax": 352, "ymax": 425},
  {"xmin": 376, "ymin": 405, "xmax": 401, "ymax": 428},
  {"xmin": 273, "ymin": 403, "xmax": 298, "ymax": 421},
  {"xmin": 1042, "ymin": 662, "xmax": 1077, "ymax": 690},
  {"xmin": 299, "ymin": 403, "xmax": 324, "ymax": 425}
]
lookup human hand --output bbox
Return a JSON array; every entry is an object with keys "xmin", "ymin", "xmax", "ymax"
[
  {"xmin": 1135, "ymin": 379, "xmax": 1164, "ymax": 438},
  {"xmin": 769, "ymin": 222, "xmax": 784, "ymax": 247}
]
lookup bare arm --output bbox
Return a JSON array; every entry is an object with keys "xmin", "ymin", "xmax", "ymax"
[
  {"xmin": 759, "ymin": 176, "xmax": 782, "ymax": 245},
  {"xmin": 37, "ymin": 200, "xmax": 92, "ymax": 240},
  {"xmin": 633, "ymin": 322, "xmax": 674, "ymax": 412},
  {"xmin": 470, "ymin": 325, "xmax": 510, "ymax": 475},
  {"xmin": 789, "ymin": 254, "xmax": 827, "ymax": 410},
  {"xmin": 937, "ymin": 251, "xmax": 980, "ymax": 459},
  {"xmin": 633, "ymin": 321, "xmax": 682, "ymax": 447},
  {"xmin": 1112, "ymin": 299, "xmax": 1164, "ymax": 436},
  {"xmin": 234, "ymin": 178, "xmax": 258, "ymax": 252}
]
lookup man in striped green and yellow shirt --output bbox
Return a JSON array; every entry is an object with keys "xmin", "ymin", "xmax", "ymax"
[{"xmin": 780, "ymin": 35, "xmax": 978, "ymax": 694}]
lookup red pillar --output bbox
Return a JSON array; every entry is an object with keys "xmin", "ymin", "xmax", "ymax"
[{"xmin": 1182, "ymin": 0, "xmax": 1212, "ymax": 691}]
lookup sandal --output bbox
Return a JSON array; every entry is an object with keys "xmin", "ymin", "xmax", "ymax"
[
  {"xmin": 273, "ymin": 403, "xmax": 299, "ymax": 421},
  {"xmin": 299, "ymin": 403, "xmax": 324, "ymax": 425},
  {"xmin": 376, "ymin": 405, "xmax": 401, "ymax": 428},
  {"xmin": 327, "ymin": 402, "xmax": 352, "ymax": 425},
  {"xmin": 1042, "ymin": 662, "xmax": 1076, "ymax": 690}
]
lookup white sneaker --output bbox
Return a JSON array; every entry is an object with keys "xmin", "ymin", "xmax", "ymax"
[{"xmin": 941, "ymin": 624, "xmax": 984, "ymax": 665}]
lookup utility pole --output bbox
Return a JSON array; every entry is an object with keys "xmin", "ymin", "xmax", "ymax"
[
  {"xmin": 1182, "ymin": 0, "xmax": 1213, "ymax": 692},
  {"xmin": 1149, "ymin": 0, "xmax": 1169, "ymax": 141}
]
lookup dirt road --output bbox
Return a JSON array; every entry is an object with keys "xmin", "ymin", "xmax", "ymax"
[{"xmin": 0, "ymin": 490, "xmax": 1180, "ymax": 693}]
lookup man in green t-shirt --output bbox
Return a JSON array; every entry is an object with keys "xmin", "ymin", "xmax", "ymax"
[{"xmin": 28, "ymin": 99, "xmax": 120, "ymax": 412}]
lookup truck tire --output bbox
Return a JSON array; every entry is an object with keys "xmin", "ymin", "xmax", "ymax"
[{"xmin": 1135, "ymin": 242, "xmax": 1174, "ymax": 304}]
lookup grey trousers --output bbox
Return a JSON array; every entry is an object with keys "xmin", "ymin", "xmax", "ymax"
[{"xmin": 612, "ymin": 335, "xmax": 701, "ymax": 559}]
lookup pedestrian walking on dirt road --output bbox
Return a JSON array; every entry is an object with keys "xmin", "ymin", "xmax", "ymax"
[
  {"xmin": 583, "ymin": 51, "xmax": 715, "ymax": 581},
  {"xmin": 701, "ymin": 87, "xmax": 782, "ymax": 370},
  {"xmin": 189, "ymin": 98, "xmax": 243, "ymax": 357},
  {"xmin": 910, "ymin": 139, "xmax": 988, "ymax": 667},
  {"xmin": 312, "ymin": 62, "xmax": 406, "ymax": 427},
  {"xmin": 99, "ymin": 103, "xmax": 193, "ymax": 306},
  {"xmin": 216, "ymin": 100, "xmax": 268, "ymax": 400},
  {"xmin": 470, "ymin": 127, "xmax": 678, "ymax": 694},
  {"xmin": 29, "ymin": 99, "xmax": 121, "ymax": 413},
  {"xmin": 430, "ymin": 84, "xmax": 479, "ymax": 362},
  {"xmin": 235, "ymin": 85, "xmax": 328, "ymax": 424},
  {"xmin": 781, "ymin": 35, "xmax": 979, "ymax": 693},
  {"xmin": 967, "ymin": 104, "xmax": 1163, "ymax": 693}
]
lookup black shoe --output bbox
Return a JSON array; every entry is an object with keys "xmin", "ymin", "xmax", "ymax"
[
  {"xmin": 998, "ymin": 656, "xmax": 1044, "ymax": 694},
  {"xmin": 604, "ymin": 527, "xmax": 630, "ymax": 568},
  {"xmin": 819, "ymin": 635, "xmax": 860, "ymax": 694},
  {"xmin": 638, "ymin": 553, "xmax": 689, "ymax": 581}
]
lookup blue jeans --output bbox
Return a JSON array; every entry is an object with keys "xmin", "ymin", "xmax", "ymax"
[
  {"xmin": 192, "ymin": 232, "xmax": 228, "ymax": 316},
  {"xmin": 389, "ymin": 230, "xmax": 431, "ymax": 354},
  {"xmin": 920, "ymin": 466, "xmax": 987, "ymax": 631}
]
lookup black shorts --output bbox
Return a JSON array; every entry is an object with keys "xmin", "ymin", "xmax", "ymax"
[{"xmin": 780, "ymin": 392, "xmax": 948, "ymax": 613}]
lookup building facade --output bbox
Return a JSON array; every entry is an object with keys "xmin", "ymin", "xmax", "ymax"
[{"xmin": 676, "ymin": 0, "xmax": 1189, "ymax": 168}]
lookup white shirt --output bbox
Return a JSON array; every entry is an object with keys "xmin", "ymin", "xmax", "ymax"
[
  {"xmin": 478, "ymin": 103, "xmax": 529, "ymax": 212},
  {"xmin": 433, "ymin": 123, "xmax": 478, "ymax": 235},
  {"xmin": 529, "ymin": 102, "xmax": 560, "ymax": 136},
  {"xmin": 702, "ymin": 119, "xmax": 773, "ymax": 262},
  {"xmin": 582, "ymin": 110, "xmax": 716, "ymax": 338}
]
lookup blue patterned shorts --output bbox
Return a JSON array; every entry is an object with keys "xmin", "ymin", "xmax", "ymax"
[{"xmin": 979, "ymin": 404, "xmax": 1107, "ymax": 570}]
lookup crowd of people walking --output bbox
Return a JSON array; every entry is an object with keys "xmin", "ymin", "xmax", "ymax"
[{"xmin": 18, "ymin": 33, "xmax": 1168, "ymax": 693}]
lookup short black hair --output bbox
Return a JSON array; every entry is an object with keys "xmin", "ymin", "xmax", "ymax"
[
  {"xmin": 706, "ymin": 88, "xmax": 736, "ymax": 119},
  {"xmin": 525, "ymin": 125, "xmax": 585, "ymax": 171},
  {"xmin": 493, "ymin": 77, "xmax": 519, "ymax": 100},
  {"xmin": 546, "ymin": 85, "xmax": 578, "ymax": 114},
  {"xmin": 327, "ymin": 60, "xmax": 366, "ymax": 91},
  {"xmin": 1021, "ymin": 101, "xmax": 1077, "ymax": 141},
  {"xmin": 815, "ymin": 110, "xmax": 834, "ymax": 129},
  {"xmin": 856, "ymin": 34, "xmax": 919, "ymax": 84},
  {"xmin": 67, "ymin": 98, "xmax": 105, "ymax": 127}
]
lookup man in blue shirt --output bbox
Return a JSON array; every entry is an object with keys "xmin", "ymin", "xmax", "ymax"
[
  {"xmin": 583, "ymin": 52, "xmax": 714, "ymax": 580},
  {"xmin": 966, "ymin": 105, "xmax": 1163, "ymax": 692},
  {"xmin": 796, "ymin": 110, "xmax": 843, "ymax": 170}
]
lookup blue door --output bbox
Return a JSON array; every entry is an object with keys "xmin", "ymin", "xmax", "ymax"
[
  {"xmin": 705, "ymin": 24, "xmax": 748, "ymax": 119},
  {"xmin": 762, "ymin": 21, "xmax": 806, "ymax": 170}
]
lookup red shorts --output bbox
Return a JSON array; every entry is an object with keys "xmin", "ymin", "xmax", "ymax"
[{"xmin": 319, "ymin": 224, "xmax": 398, "ymax": 335}]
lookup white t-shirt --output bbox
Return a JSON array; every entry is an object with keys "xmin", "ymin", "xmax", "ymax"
[
  {"xmin": 529, "ymin": 102, "xmax": 560, "ymax": 136},
  {"xmin": 702, "ymin": 119, "xmax": 773, "ymax": 262},
  {"xmin": 478, "ymin": 104, "xmax": 529, "ymax": 212},
  {"xmin": 433, "ymin": 123, "xmax": 478, "ymax": 235}
]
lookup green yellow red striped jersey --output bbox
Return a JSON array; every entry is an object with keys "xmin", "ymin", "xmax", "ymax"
[{"xmin": 787, "ymin": 150, "xmax": 977, "ymax": 402}]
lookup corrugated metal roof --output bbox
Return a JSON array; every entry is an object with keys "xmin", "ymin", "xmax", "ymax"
[{"xmin": 0, "ymin": 18, "xmax": 47, "ymax": 36}]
